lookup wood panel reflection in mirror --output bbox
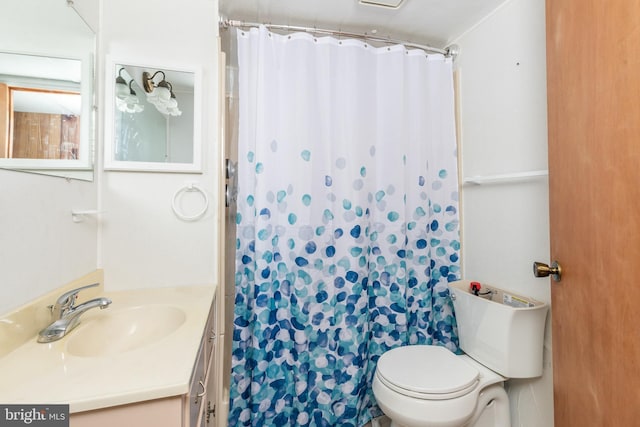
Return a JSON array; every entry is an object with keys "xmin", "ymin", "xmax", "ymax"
[
  {"xmin": 104, "ymin": 61, "xmax": 202, "ymax": 173},
  {"xmin": 3, "ymin": 87, "xmax": 81, "ymax": 160}
]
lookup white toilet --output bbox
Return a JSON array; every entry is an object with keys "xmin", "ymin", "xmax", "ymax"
[{"xmin": 372, "ymin": 280, "xmax": 548, "ymax": 427}]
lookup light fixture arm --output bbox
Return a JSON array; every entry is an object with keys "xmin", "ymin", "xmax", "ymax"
[
  {"xmin": 128, "ymin": 79, "xmax": 137, "ymax": 95},
  {"xmin": 142, "ymin": 70, "xmax": 166, "ymax": 93},
  {"xmin": 116, "ymin": 67, "xmax": 127, "ymax": 85},
  {"xmin": 162, "ymin": 80, "xmax": 173, "ymax": 93}
]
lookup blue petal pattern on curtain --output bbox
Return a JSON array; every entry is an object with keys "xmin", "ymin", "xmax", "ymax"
[{"xmin": 229, "ymin": 26, "xmax": 461, "ymax": 427}]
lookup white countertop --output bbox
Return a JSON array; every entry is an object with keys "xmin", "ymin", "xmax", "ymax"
[{"xmin": 0, "ymin": 286, "xmax": 215, "ymax": 413}]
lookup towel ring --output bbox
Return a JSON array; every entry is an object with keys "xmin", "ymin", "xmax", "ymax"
[{"xmin": 172, "ymin": 183, "xmax": 209, "ymax": 221}]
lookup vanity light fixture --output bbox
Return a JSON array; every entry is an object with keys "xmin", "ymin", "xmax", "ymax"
[
  {"xmin": 115, "ymin": 68, "xmax": 144, "ymax": 113},
  {"xmin": 142, "ymin": 70, "xmax": 182, "ymax": 116}
]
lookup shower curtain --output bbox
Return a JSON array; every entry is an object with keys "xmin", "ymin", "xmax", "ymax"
[{"xmin": 229, "ymin": 26, "xmax": 460, "ymax": 427}]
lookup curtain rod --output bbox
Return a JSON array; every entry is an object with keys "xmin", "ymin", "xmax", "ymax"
[{"xmin": 219, "ymin": 17, "xmax": 459, "ymax": 59}]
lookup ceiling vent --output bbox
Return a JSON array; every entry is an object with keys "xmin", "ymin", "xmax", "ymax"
[{"xmin": 359, "ymin": 0, "xmax": 405, "ymax": 9}]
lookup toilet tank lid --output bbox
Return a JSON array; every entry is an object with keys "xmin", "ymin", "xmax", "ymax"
[{"xmin": 376, "ymin": 345, "xmax": 479, "ymax": 397}]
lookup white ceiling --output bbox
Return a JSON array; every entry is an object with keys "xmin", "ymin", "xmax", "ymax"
[{"xmin": 219, "ymin": 0, "xmax": 510, "ymax": 48}]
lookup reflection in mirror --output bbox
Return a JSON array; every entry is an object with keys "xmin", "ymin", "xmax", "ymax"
[
  {"xmin": 0, "ymin": 0, "xmax": 95, "ymax": 181},
  {"xmin": 2, "ymin": 56, "xmax": 82, "ymax": 160},
  {"xmin": 105, "ymin": 62, "xmax": 201, "ymax": 172},
  {"xmin": 10, "ymin": 90, "xmax": 81, "ymax": 160}
]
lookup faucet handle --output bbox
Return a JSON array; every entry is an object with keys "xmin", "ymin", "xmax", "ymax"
[{"xmin": 54, "ymin": 283, "xmax": 100, "ymax": 316}]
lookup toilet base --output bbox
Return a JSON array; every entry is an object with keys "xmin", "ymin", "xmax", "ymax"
[
  {"xmin": 389, "ymin": 385, "xmax": 511, "ymax": 427},
  {"xmin": 468, "ymin": 384, "xmax": 510, "ymax": 427},
  {"xmin": 375, "ymin": 381, "xmax": 510, "ymax": 427}
]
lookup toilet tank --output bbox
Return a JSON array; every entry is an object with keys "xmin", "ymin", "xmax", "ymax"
[{"xmin": 449, "ymin": 280, "xmax": 548, "ymax": 378}]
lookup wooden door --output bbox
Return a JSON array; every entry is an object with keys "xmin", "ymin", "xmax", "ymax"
[
  {"xmin": 546, "ymin": 0, "xmax": 640, "ymax": 425},
  {"xmin": 0, "ymin": 83, "xmax": 8, "ymax": 157},
  {"xmin": 12, "ymin": 113, "xmax": 61, "ymax": 159}
]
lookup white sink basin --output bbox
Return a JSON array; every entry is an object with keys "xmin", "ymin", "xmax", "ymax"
[{"xmin": 66, "ymin": 305, "xmax": 186, "ymax": 357}]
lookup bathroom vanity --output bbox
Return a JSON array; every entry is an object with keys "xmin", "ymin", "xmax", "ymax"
[
  {"xmin": 0, "ymin": 271, "xmax": 219, "ymax": 427},
  {"xmin": 71, "ymin": 296, "xmax": 218, "ymax": 427}
]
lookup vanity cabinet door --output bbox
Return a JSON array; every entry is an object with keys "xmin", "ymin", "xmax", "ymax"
[
  {"xmin": 205, "ymin": 294, "xmax": 217, "ymax": 364},
  {"xmin": 204, "ymin": 295, "xmax": 218, "ymax": 425},
  {"xmin": 190, "ymin": 297, "xmax": 217, "ymax": 427},
  {"xmin": 70, "ymin": 397, "xmax": 183, "ymax": 427},
  {"xmin": 205, "ymin": 337, "xmax": 217, "ymax": 425}
]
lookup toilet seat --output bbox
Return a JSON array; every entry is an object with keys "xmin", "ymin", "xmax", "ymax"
[{"xmin": 375, "ymin": 345, "xmax": 480, "ymax": 400}]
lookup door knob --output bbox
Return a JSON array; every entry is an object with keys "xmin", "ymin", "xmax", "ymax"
[{"xmin": 533, "ymin": 261, "xmax": 562, "ymax": 282}]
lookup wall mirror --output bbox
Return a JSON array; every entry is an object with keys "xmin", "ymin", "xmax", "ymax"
[
  {"xmin": 0, "ymin": 0, "xmax": 96, "ymax": 181},
  {"xmin": 104, "ymin": 60, "xmax": 202, "ymax": 172}
]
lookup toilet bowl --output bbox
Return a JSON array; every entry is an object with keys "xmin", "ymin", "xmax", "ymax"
[
  {"xmin": 372, "ymin": 346, "xmax": 509, "ymax": 427},
  {"xmin": 372, "ymin": 280, "xmax": 548, "ymax": 427}
]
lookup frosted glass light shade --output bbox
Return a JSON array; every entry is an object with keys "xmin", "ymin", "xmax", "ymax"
[
  {"xmin": 115, "ymin": 81, "xmax": 130, "ymax": 99},
  {"xmin": 116, "ymin": 97, "xmax": 144, "ymax": 113}
]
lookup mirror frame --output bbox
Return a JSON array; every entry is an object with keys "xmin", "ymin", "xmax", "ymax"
[{"xmin": 103, "ymin": 57, "xmax": 203, "ymax": 173}]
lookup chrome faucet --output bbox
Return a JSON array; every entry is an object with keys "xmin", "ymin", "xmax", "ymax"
[{"xmin": 38, "ymin": 283, "xmax": 112, "ymax": 343}]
